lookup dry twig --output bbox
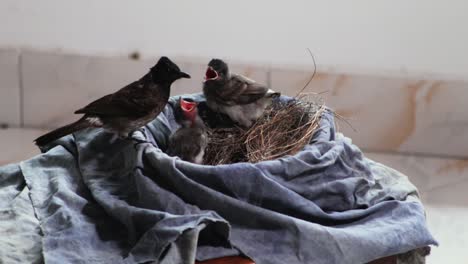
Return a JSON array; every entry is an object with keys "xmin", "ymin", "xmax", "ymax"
[{"xmin": 203, "ymin": 95, "xmax": 325, "ymax": 165}]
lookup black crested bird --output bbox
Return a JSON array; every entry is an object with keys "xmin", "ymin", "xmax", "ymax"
[
  {"xmin": 167, "ymin": 98, "xmax": 208, "ymax": 164},
  {"xmin": 202, "ymin": 58, "xmax": 280, "ymax": 127},
  {"xmin": 34, "ymin": 57, "xmax": 190, "ymax": 147}
]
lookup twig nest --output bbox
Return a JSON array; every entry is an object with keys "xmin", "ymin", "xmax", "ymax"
[{"xmin": 203, "ymin": 96, "xmax": 325, "ymax": 165}]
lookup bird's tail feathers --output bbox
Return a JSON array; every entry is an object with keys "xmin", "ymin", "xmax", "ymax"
[{"xmin": 34, "ymin": 117, "xmax": 91, "ymax": 147}]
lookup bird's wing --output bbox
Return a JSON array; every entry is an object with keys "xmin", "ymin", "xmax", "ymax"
[
  {"xmin": 225, "ymin": 74, "xmax": 269, "ymax": 105},
  {"xmin": 74, "ymin": 81, "xmax": 151, "ymax": 117}
]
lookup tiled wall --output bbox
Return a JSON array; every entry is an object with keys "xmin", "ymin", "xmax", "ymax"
[
  {"xmin": 1, "ymin": 48, "xmax": 467, "ymax": 158},
  {"xmin": 270, "ymin": 69, "xmax": 468, "ymax": 158}
]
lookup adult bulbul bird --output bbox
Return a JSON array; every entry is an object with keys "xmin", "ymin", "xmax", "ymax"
[
  {"xmin": 203, "ymin": 58, "xmax": 280, "ymax": 127},
  {"xmin": 167, "ymin": 98, "xmax": 208, "ymax": 164},
  {"xmin": 34, "ymin": 57, "xmax": 190, "ymax": 147}
]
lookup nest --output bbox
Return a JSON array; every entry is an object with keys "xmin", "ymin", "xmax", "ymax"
[
  {"xmin": 203, "ymin": 95, "xmax": 325, "ymax": 165},
  {"xmin": 203, "ymin": 127, "xmax": 248, "ymax": 165}
]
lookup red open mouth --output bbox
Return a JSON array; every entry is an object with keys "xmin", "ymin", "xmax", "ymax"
[
  {"xmin": 204, "ymin": 67, "xmax": 219, "ymax": 81},
  {"xmin": 180, "ymin": 98, "xmax": 197, "ymax": 112}
]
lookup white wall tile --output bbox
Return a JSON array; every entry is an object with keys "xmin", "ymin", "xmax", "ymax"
[
  {"xmin": 21, "ymin": 51, "xmax": 184, "ymax": 128},
  {"xmin": 0, "ymin": 49, "xmax": 20, "ymax": 126},
  {"xmin": 229, "ymin": 63, "xmax": 269, "ymax": 86},
  {"xmin": 399, "ymin": 80, "xmax": 468, "ymax": 157},
  {"xmin": 0, "ymin": 128, "xmax": 45, "ymax": 166},
  {"xmin": 271, "ymin": 68, "xmax": 335, "ymax": 97},
  {"xmin": 170, "ymin": 61, "xmax": 205, "ymax": 96}
]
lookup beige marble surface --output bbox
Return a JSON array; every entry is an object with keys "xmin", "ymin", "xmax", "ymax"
[
  {"xmin": 271, "ymin": 69, "xmax": 468, "ymax": 157},
  {"xmin": 0, "ymin": 49, "xmax": 21, "ymax": 127}
]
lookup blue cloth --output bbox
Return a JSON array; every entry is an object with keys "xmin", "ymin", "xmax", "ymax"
[{"xmin": 0, "ymin": 94, "xmax": 436, "ymax": 264}]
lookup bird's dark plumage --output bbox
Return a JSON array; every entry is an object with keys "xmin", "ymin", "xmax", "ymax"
[
  {"xmin": 34, "ymin": 56, "xmax": 190, "ymax": 147},
  {"xmin": 34, "ymin": 117, "xmax": 92, "ymax": 147},
  {"xmin": 167, "ymin": 98, "xmax": 207, "ymax": 164},
  {"xmin": 203, "ymin": 58, "xmax": 280, "ymax": 127}
]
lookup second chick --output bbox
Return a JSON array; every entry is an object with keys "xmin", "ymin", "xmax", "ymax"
[{"xmin": 167, "ymin": 97, "xmax": 208, "ymax": 164}]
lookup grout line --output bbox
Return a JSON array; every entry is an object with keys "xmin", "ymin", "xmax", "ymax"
[
  {"xmin": 18, "ymin": 52, "xmax": 24, "ymax": 128},
  {"xmin": 4, "ymin": 124, "xmax": 48, "ymax": 131},
  {"xmin": 0, "ymin": 125, "xmax": 45, "ymax": 131},
  {"xmin": 363, "ymin": 148, "xmax": 468, "ymax": 160},
  {"xmin": 266, "ymin": 68, "xmax": 272, "ymax": 88}
]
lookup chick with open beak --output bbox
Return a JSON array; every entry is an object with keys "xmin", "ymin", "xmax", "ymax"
[
  {"xmin": 204, "ymin": 66, "xmax": 219, "ymax": 82},
  {"xmin": 167, "ymin": 98, "xmax": 208, "ymax": 164},
  {"xmin": 202, "ymin": 58, "xmax": 280, "ymax": 128}
]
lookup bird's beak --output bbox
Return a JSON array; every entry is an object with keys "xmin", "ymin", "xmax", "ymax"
[
  {"xmin": 179, "ymin": 72, "xmax": 191, "ymax": 79},
  {"xmin": 203, "ymin": 67, "xmax": 219, "ymax": 82},
  {"xmin": 180, "ymin": 98, "xmax": 197, "ymax": 112}
]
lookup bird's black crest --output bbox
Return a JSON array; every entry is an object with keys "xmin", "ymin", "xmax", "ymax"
[
  {"xmin": 150, "ymin": 56, "xmax": 190, "ymax": 83},
  {"xmin": 152, "ymin": 56, "xmax": 181, "ymax": 73}
]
